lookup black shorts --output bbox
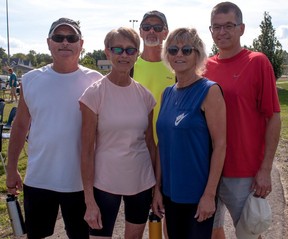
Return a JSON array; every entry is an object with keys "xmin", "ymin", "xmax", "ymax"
[
  {"xmin": 23, "ymin": 184, "xmax": 89, "ymax": 239},
  {"xmin": 90, "ymin": 187, "xmax": 152, "ymax": 237},
  {"xmin": 163, "ymin": 195, "xmax": 215, "ymax": 239}
]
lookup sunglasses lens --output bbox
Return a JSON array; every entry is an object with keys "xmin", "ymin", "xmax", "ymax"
[
  {"xmin": 66, "ymin": 35, "xmax": 80, "ymax": 43},
  {"xmin": 110, "ymin": 47, "xmax": 124, "ymax": 55},
  {"xmin": 51, "ymin": 35, "xmax": 65, "ymax": 42},
  {"xmin": 182, "ymin": 46, "xmax": 193, "ymax": 56},
  {"xmin": 125, "ymin": 48, "xmax": 138, "ymax": 55},
  {"xmin": 51, "ymin": 35, "xmax": 80, "ymax": 43},
  {"xmin": 153, "ymin": 25, "xmax": 164, "ymax": 32},
  {"xmin": 141, "ymin": 24, "xmax": 151, "ymax": 31},
  {"xmin": 167, "ymin": 46, "xmax": 179, "ymax": 56}
]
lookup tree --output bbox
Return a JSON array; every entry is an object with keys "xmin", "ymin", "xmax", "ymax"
[{"xmin": 251, "ymin": 12, "xmax": 284, "ymax": 79}]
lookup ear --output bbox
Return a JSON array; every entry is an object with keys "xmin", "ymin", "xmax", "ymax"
[
  {"xmin": 162, "ymin": 29, "xmax": 169, "ymax": 40},
  {"xmin": 239, "ymin": 23, "xmax": 245, "ymax": 37},
  {"xmin": 104, "ymin": 48, "xmax": 111, "ymax": 60}
]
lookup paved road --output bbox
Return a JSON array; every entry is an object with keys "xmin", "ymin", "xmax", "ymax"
[{"xmin": 44, "ymin": 163, "xmax": 287, "ymax": 239}]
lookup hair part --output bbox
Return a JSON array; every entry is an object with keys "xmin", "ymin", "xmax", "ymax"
[
  {"xmin": 104, "ymin": 27, "xmax": 140, "ymax": 50},
  {"xmin": 211, "ymin": 1, "xmax": 243, "ymax": 24},
  {"xmin": 162, "ymin": 27, "xmax": 207, "ymax": 75}
]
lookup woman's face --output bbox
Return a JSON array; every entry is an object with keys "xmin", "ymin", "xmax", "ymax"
[
  {"xmin": 166, "ymin": 41, "xmax": 198, "ymax": 74},
  {"xmin": 105, "ymin": 35, "xmax": 138, "ymax": 74}
]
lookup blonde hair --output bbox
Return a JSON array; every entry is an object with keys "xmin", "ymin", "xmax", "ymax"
[{"xmin": 162, "ymin": 27, "xmax": 207, "ymax": 75}]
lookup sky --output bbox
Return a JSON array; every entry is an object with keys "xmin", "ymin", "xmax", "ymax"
[{"xmin": 1, "ymin": 0, "xmax": 288, "ymax": 57}]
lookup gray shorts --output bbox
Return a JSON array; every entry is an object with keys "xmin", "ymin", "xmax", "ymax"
[{"xmin": 213, "ymin": 177, "xmax": 253, "ymax": 228}]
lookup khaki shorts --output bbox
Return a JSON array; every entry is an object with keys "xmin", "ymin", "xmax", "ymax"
[{"xmin": 213, "ymin": 177, "xmax": 254, "ymax": 228}]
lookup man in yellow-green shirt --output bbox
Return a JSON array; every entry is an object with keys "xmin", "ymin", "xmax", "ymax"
[{"xmin": 133, "ymin": 10, "xmax": 175, "ymax": 142}]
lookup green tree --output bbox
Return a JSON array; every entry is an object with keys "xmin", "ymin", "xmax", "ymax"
[
  {"xmin": 251, "ymin": 12, "xmax": 284, "ymax": 79},
  {"xmin": 27, "ymin": 50, "xmax": 37, "ymax": 67},
  {"xmin": 210, "ymin": 43, "xmax": 218, "ymax": 56}
]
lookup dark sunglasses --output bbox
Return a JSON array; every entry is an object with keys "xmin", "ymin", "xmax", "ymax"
[
  {"xmin": 110, "ymin": 47, "xmax": 138, "ymax": 56},
  {"xmin": 167, "ymin": 45, "xmax": 196, "ymax": 56},
  {"xmin": 141, "ymin": 24, "xmax": 164, "ymax": 32},
  {"xmin": 51, "ymin": 34, "xmax": 81, "ymax": 43}
]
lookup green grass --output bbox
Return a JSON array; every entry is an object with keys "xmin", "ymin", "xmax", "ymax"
[{"xmin": 0, "ymin": 79, "xmax": 287, "ymax": 237}]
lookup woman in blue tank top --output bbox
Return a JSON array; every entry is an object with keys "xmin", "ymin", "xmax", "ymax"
[{"xmin": 152, "ymin": 27, "xmax": 227, "ymax": 239}]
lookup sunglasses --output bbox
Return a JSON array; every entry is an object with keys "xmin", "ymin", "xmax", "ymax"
[
  {"xmin": 110, "ymin": 47, "xmax": 138, "ymax": 56},
  {"xmin": 167, "ymin": 45, "xmax": 196, "ymax": 56},
  {"xmin": 51, "ymin": 34, "xmax": 81, "ymax": 43},
  {"xmin": 141, "ymin": 24, "xmax": 164, "ymax": 32}
]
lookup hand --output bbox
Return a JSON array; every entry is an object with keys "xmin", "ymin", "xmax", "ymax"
[
  {"xmin": 194, "ymin": 194, "xmax": 215, "ymax": 222},
  {"xmin": 251, "ymin": 168, "xmax": 272, "ymax": 198},
  {"xmin": 152, "ymin": 187, "xmax": 165, "ymax": 219},
  {"xmin": 6, "ymin": 170, "xmax": 23, "ymax": 195},
  {"xmin": 84, "ymin": 201, "xmax": 103, "ymax": 229}
]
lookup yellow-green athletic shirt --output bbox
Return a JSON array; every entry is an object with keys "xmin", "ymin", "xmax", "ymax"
[{"xmin": 133, "ymin": 57, "xmax": 175, "ymax": 142}]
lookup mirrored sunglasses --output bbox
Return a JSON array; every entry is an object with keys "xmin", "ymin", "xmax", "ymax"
[
  {"xmin": 51, "ymin": 34, "xmax": 80, "ymax": 43},
  {"xmin": 110, "ymin": 47, "xmax": 138, "ymax": 56},
  {"xmin": 141, "ymin": 24, "xmax": 164, "ymax": 32},
  {"xmin": 167, "ymin": 45, "xmax": 196, "ymax": 56}
]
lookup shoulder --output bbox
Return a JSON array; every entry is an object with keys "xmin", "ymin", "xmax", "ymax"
[{"xmin": 78, "ymin": 65, "xmax": 103, "ymax": 79}]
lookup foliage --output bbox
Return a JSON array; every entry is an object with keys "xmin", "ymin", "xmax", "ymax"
[{"xmin": 251, "ymin": 12, "xmax": 284, "ymax": 79}]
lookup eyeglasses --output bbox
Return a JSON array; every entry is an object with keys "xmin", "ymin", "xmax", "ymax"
[
  {"xmin": 50, "ymin": 34, "xmax": 81, "ymax": 43},
  {"xmin": 167, "ymin": 45, "xmax": 196, "ymax": 56},
  {"xmin": 209, "ymin": 23, "xmax": 242, "ymax": 33},
  {"xmin": 141, "ymin": 24, "xmax": 164, "ymax": 32},
  {"xmin": 110, "ymin": 47, "xmax": 138, "ymax": 56}
]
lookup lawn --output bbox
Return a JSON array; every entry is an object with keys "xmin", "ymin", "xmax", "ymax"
[{"xmin": 0, "ymin": 79, "xmax": 287, "ymax": 238}]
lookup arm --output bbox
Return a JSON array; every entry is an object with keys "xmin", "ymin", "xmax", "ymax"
[
  {"xmin": 252, "ymin": 112, "xmax": 281, "ymax": 197},
  {"xmin": 145, "ymin": 110, "xmax": 156, "ymax": 170},
  {"xmin": 6, "ymin": 86, "xmax": 31, "ymax": 194},
  {"xmin": 80, "ymin": 102, "xmax": 102, "ymax": 229},
  {"xmin": 195, "ymin": 84, "xmax": 226, "ymax": 222},
  {"xmin": 152, "ymin": 145, "xmax": 165, "ymax": 219}
]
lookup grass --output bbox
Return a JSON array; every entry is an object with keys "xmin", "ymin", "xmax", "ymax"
[{"xmin": 0, "ymin": 79, "xmax": 287, "ymax": 238}]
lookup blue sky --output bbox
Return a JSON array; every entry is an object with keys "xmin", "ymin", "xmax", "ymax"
[{"xmin": 1, "ymin": 0, "xmax": 288, "ymax": 55}]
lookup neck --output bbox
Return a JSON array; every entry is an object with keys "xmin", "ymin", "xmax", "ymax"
[
  {"xmin": 176, "ymin": 73, "xmax": 200, "ymax": 88},
  {"xmin": 218, "ymin": 46, "xmax": 243, "ymax": 59},
  {"xmin": 141, "ymin": 45, "xmax": 162, "ymax": 62},
  {"xmin": 107, "ymin": 70, "xmax": 131, "ymax": 87},
  {"xmin": 51, "ymin": 62, "xmax": 79, "ymax": 74}
]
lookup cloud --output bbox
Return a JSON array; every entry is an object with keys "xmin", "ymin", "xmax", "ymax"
[{"xmin": 276, "ymin": 25, "xmax": 288, "ymax": 39}]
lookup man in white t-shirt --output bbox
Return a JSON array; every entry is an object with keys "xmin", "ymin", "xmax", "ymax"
[{"xmin": 5, "ymin": 17, "xmax": 103, "ymax": 239}]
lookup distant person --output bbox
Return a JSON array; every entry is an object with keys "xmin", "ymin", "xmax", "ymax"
[
  {"xmin": 80, "ymin": 27, "xmax": 156, "ymax": 239},
  {"xmin": 5, "ymin": 17, "xmax": 103, "ymax": 239},
  {"xmin": 152, "ymin": 27, "xmax": 226, "ymax": 239},
  {"xmin": 8, "ymin": 68, "xmax": 18, "ymax": 103},
  {"xmin": 133, "ymin": 10, "xmax": 175, "ymax": 142},
  {"xmin": 204, "ymin": 2, "xmax": 281, "ymax": 239}
]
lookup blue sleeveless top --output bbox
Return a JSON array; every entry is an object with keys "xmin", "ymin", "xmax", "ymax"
[{"xmin": 156, "ymin": 78, "xmax": 216, "ymax": 203}]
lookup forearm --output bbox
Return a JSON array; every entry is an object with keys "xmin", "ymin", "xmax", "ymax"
[
  {"xmin": 203, "ymin": 142, "xmax": 226, "ymax": 198},
  {"xmin": 260, "ymin": 113, "xmax": 281, "ymax": 171}
]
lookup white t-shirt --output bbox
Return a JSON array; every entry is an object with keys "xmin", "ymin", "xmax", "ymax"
[
  {"xmin": 22, "ymin": 64, "xmax": 103, "ymax": 192},
  {"xmin": 80, "ymin": 76, "xmax": 156, "ymax": 195}
]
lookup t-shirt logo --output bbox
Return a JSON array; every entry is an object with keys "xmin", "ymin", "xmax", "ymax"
[{"xmin": 175, "ymin": 113, "xmax": 188, "ymax": 126}]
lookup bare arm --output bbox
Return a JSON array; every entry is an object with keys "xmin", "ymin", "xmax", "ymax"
[
  {"xmin": 145, "ymin": 110, "xmax": 156, "ymax": 170},
  {"xmin": 80, "ymin": 102, "xmax": 102, "ymax": 229},
  {"xmin": 6, "ymin": 86, "xmax": 31, "ymax": 194},
  {"xmin": 252, "ymin": 112, "xmax": 281, "ymax": 197},
  {"xmin": 195, "ymin": 84, "xmax": 226, "ymax": 222}
]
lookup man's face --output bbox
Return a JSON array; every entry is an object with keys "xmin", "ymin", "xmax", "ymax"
[
  {"xmin": 210, "ymin": 11, "xmax": 244, "ymax": 51},
  {"xmin": 140, "ymin": 16, "xmax": 168, "ymax": 47},
  {"xmin": 47, "ymin": 25, "xmax": 83, "ymax": 62}
]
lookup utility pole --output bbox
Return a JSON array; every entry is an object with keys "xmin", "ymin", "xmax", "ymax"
[
  {"xmin": 129, "ymin": 19, "xmax": 138, "ymax": 29},
  {"xmin": 6, "ymin": 0, "xmax": 10, "ymax": 65}
]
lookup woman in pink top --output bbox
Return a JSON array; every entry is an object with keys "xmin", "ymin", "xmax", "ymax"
[{"xmin": 79, "ymin": 27, "xmax": 156, "ymax": 239}]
